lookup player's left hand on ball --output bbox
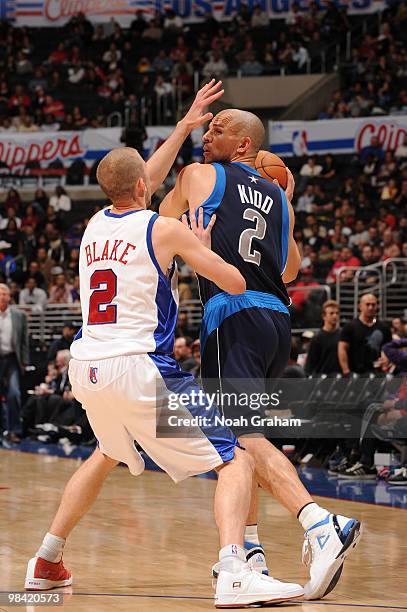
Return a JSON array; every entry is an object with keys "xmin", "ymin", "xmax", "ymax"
[
  {"xmin": 285, "ymin": 168, "xmax": 295, "ymax": 202},
  {"xmin": 182, "ymin": 207, "xmax": 216, "ymax": 249},
  {"xmin": 179, "ymin": 79, "xmax": 224, "ymax": 131},
  {"xmin": 273, "ymin": 168, "xmax": 295, "ymax": 202}
]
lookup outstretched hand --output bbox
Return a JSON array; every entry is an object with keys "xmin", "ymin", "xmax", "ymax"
[
  {"xmin": 178, "ymin": 79, "xmax": 224, "ymax": 132},
  {"xmin": 181, "ymin": 207, "xmax": 216, "ymax": 250}
]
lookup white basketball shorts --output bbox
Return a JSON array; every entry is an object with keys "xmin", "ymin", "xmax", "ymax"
[{"xmin": 68, "ymin": 353, "xmax": 237, "ymax": 483}]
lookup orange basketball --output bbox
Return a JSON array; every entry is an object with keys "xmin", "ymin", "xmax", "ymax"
[{"xmin": 255, "ymin": 150, "xmax": 288, "ymax": 190}]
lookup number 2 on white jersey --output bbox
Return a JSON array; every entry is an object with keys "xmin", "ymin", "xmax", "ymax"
[{"xmin": 88, "ymin": 269, "xmax": 117, "ymax": 325}]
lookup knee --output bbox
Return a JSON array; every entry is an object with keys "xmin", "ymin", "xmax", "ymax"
[
  {"xmin": 235, "ymin": 446, "xmax": 255, "ymax": 474},
  {"xmin": 92, "ymin": 447, "xmax": 119, "ymax": 469},
  {"xmin": 243, "ymin": 438, "xmax": 288, "ymax": 474},
  {"xmin": 216, "ymin": 446, "xmax": 254, "ymax": 476}
]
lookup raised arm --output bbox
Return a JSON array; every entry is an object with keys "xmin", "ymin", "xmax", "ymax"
[{"xmin": 146, "ymin": 80, "xmax": 223, "ymax": 195}]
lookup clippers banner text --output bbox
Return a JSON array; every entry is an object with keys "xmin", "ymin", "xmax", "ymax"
[
  {"xmin": 0, "ymin": 126, "xmax": 203, "ymax": 170},
  {"xmin": 269, "ymin": 115, "xmax": 407, "ymax": 157}
]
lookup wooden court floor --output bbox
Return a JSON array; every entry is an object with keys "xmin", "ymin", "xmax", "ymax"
[{"xmin": 0, "ymin": 449, "xmax": 406, "ymax": 612}]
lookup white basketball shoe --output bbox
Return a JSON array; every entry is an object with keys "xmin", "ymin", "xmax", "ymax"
[
  {"xmin": 302, "ymin": 513, "xmax": 362, "ymax": 600},
  {"xmin": 214, "ymin": 565, "xmax": 304, "ymax": 608}
]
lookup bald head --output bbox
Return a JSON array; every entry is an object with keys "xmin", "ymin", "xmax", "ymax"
[
  {"xmin": 96, "ymin": 147, "xmax": 148, "ymax": 204},
  {"xmin": 359, "ymin": 293, "xmax": 378, "ymax": 321},
  {"xmin": 203, "ymin": 109, "xmax": 265, "ymax": 163},
  {"xmin": 215, "ymin": 109, "xmax": 265, "ymax": 153},
  {"xmin": 359, "ymin": 293, "xmax": 377, "ymax": 306}
]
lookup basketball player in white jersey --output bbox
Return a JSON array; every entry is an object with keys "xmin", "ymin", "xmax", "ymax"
[{"xmin": 25, "ymin": 83, "xmax": 304, "ymax": 607}]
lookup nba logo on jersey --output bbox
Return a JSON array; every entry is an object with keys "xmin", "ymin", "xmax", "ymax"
[{"xmin": 89, "ymin": 367, "xmax": 98, "ymax": 384}]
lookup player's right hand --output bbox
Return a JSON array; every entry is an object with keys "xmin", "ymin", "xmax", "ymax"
[
  {"xmin": 181, "ymin": 207, "xmax": 216, "ymax": 250},
  {"xmin": 285, "ymin": 168, "xmax": 295, "ymax": 202},
  {"xmin": 273, "ymin": 168, "xmax": 295, "ymax": 202},
  {"xmin": 177, "ymin": 79, "xmax": 224, "ymax": 132}
]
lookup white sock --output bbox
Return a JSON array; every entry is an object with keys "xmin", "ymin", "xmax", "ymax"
[
  {"xmin": 36, "ymin": 532, "xmax": 66, "ymax": 563},
  {"xmin": 219, "ymin": 544, "xmax": 247, "ymax": 573},
  {"xmin": 244, "ymin": 525, "xmax": 260, "ymax": 548},
  {"xmin": 298, "ymin": 502, "xmax": 330, "ymax": 532}
]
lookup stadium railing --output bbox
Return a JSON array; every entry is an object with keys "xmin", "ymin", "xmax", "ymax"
[
  {"xmin": 15, "ymin": 285, "xmax": 332, "ymax": 344},
  {"xmin": 335, "ymin": 258, "xmax": 407, "ymax": 322},
  {"xmin": 17, "ymin": 303, "xmax": 82, "ymax": 345}
]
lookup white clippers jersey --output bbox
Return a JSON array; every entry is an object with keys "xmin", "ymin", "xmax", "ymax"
[{"xmin": 70, "ymin": 208, "xmax": 178, "ymax": 360}]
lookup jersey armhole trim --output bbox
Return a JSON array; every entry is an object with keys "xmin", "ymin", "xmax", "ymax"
[
  {"xmin": 146, "ymin": 213, "xmax": 169, "ymax": 284},
  {"xmin": 279, "ymin": 186, "xmax": 289, "ymax": 275},
  {"xmin": 197, "ymin": 163, "xmax": 226, "ymax": 227}
]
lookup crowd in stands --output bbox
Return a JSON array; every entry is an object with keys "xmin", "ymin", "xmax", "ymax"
[
  {"xmin": 0, "ymin": 185, "xmax": 81, "ymax": 310},
  {"xmin": 319, "ymin": 4, "xmax": 407, "ymax": 119},
  {"xmin": 1, "ymin": 4, "xmax": 407, "ymax": 485},
  {"xmin": 2, "ymin": 279, "xmax": 406, "ymax": 482},
  {"xmin": 2, "ymin": 130, "xmax": 406, "ymax": 479},
  {"xmin": 2, "ymin": 1, "xmax": 405, "ymax": 133},
  {"xmin": 166, "ymin": 135, "xmax": 407, "ymax": 330},
  {"xmin": 0, "ymin": 132, "xmax": 406, "ymax": 327},
  {"xmin": 1, "ymin": 169, "xmax": 406, "ymax": 481}
]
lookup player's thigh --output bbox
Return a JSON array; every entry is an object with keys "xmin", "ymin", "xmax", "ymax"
[
  {"xmin": 202, "ymin": 307, "xmax": 281, "ymax": 380},
  {"xmin": 123, "ymin": 354, "xmax": 238, "ymax": 483},
  {"xmin": 266, "ymin": 311, "xmax": 291, "ymax": 379},
  {"xmin": 69, "ymin": 356, "xmax": 146, "ymax": 476},
  {"xmin": 201, "ymin": 308, "xmax": 280, "ymax": 436}
]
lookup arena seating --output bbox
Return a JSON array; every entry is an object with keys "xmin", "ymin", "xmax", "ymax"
[{"xmin": 0, "ymin": 5, "xmax": 406, "ymax": 477}]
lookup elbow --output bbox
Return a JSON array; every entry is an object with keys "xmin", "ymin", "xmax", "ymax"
[
  {"xmin": 227, "ymin": 273, "xmax": 246, "ymax": 295},
  {"xmin": 282, "ymin": 261, "xmax": 301, "ymax": 283},
  {"xmin": 283, "ymin": 269, "xmax": 299, "ymax": 284}
]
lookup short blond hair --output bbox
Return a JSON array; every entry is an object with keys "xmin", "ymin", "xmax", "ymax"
[
  {"xmin": 96, "ymin": 147, "xmax": 146, "ymax": 201},
  {"xmin": 322, "ymin": 299, "xmax": 339, "ymax": 315}
]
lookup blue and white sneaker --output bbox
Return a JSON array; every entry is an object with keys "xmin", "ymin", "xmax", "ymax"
[
  {"xmin": 212, "ymin": 543, "xmax": 269, "ymax": 580},
  {"xmin": 302, "ymin": 513, "xmax": 362, "ymax": 600}
]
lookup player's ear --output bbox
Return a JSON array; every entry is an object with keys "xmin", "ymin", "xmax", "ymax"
[
  {"xmin": 134, "ymin": 177, "xmax": 147, "ymax": 199},
  {"xmin": 236, "ymin": 136, "xmax": 252, "ymax": 155}
]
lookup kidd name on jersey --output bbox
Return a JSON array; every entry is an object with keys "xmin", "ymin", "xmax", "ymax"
[
  {"xmin": 237, "ymin": 183, "xmax": 274, "ymax": 215},
  {"xmin": 84, "ymin": 239, "xmax": 136, "ymax": 266}
]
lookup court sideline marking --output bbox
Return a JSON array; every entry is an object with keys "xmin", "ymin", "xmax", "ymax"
[{"xmin": 46, "ymin": 592, "xmax": 407, "ymax": 609}]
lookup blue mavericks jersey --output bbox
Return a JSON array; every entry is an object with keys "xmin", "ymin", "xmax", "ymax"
[{"xmin": 197, "ymin": 162, "xmax": 290, "ymax": 307}]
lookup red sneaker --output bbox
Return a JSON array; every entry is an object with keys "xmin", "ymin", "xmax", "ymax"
[{"xmin": 25, "ymin": 556, "xmax": 73, "ymax": 590}]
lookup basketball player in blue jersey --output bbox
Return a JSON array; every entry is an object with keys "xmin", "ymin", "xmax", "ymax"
[
  {"xmin": 24, "ymin": 84, "xmax": 304, "ymax": 607},
  {"xmin": 159, "ymin": 108, "xmax": 363, "ymax": 600}
]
